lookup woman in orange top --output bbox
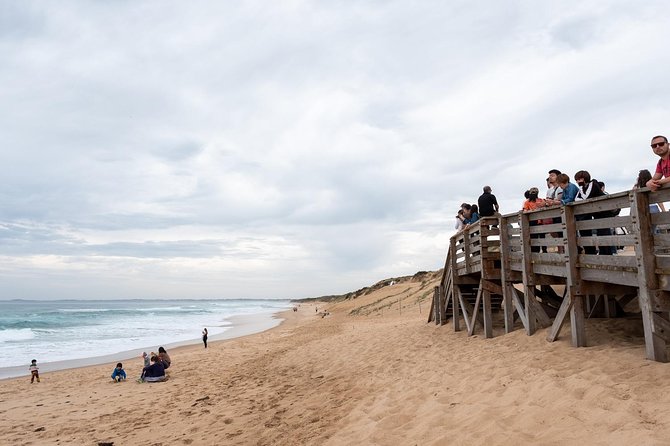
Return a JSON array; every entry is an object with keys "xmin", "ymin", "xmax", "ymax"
[{"xmin": 522, "ymin": 187, "xmax": 546, "ymax": 253}]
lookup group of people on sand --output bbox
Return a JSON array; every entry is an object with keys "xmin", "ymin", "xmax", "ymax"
[
  {"xmin": 107, "ymin": 346, "xmax": 172, "ymax": 383},
  {"xmin": 455, "ymin": 135, "xmax": 670, "ymax": 247}
]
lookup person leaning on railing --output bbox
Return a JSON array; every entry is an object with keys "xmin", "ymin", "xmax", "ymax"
[{"xmin": 647, "ymin": 135, "xmax": 670, "ymax": 191}]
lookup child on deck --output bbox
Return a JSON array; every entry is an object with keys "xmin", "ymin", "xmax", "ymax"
[
  {"xmin": 29, "ymin": 359, "xmax": 40, "ymax": 383},
  {"xmin": 111, "ymin": 362, "xmax": 126, "ymax": 382}
]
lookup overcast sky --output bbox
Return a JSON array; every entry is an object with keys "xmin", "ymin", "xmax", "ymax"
[{"xmin": 1, "ymin": 1, "xmax": 669, "ymax": 300}]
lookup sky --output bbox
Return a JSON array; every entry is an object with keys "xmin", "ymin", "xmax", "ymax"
[{"xmin": 1, "ymin": 1, "xmax": 670, "ymax": 300}]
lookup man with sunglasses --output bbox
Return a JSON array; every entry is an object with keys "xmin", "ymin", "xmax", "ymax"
[{"xmin": 647, "ymin": 135, "xmax": 670, "ymax": 191}]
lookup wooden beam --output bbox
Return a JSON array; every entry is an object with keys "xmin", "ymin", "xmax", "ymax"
[
  {"xmin": 467, "ymin": 286, "xmax": 483, "ymax": 336},
  {"xmin": 652, "ymin": 290, "xmax": 670, "ymax": 312},
  {"xmin": 546, "ymin": 294, "xmax": 573, "ymax": 342},
  {"xmin": 519, "ymin": 211, "xmax": 537, "ymax": 335},
  {"xmin": 499, "ymin": 217, "xmax": 516, "ymax": 334},
  {"xmin": 652, "ymin": 313, "xmax": 670, "ymax": 343},
  {"xmin": 453, "ymin": 284, "xmax": 461, "ymax": 332},
  {"xmin": 481, "ymin": 279, "xmax": 503, "ymax": 296},
  {"xmin": 427, "ymin": 287, "xmax": 435, "ymax": 323},
  {"xmin": 631, "ymin": 190, "xmax": 668, "ymax": 362},
  {"xmin": 483, "ymin": 289, "xmax": 493, "ymax": 338},
  {"xmin": 458, "ymin": 289, "xmax": 472, "ymax": 334},
  {"xmin": 511, "ymin": 287, "xmax": 529, "ymax": 330},
  {"xmin": 564, "ymin": 203, "xmax": 587, "ymax": 347}
]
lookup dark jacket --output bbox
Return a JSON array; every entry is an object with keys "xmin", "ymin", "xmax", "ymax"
[{"xmin": 142, "ymin": 362, "xmax": 165, "ymax": 378}]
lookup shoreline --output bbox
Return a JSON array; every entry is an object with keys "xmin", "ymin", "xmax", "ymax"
[
  {"xmin": 0, "ymin": 310, "xmax": 285, "ymax": 381},
  {"xmin": 4, "ymin": 284, "xmax": 670, "ymax": 445}
]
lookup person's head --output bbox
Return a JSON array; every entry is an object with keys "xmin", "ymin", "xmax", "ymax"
[
  {"xmin": 142, "ymin": 351, "xmax": 147, "ymax": 358},
  {"xmin": 651, "ymin": 135, "xmax": 669, "ymax": 157},
  {"xmin": 548, "ymin": 169, "xmax": 562, "ymax": 184},
  {"xmin": 158, "ymin": 347, "xmax": 166, "ymax": 354},
  {"xmin": 483, "ymin": 185, "xmax": 492, "ymax": 193},
  {"xmin": 528, "ymin": 187, "xmax": 539, "ymax": 202},
  {"xmin": 524, "ymin": 190, "xmax": 530, "ymax": 199},
  {"xmin": 31, "ymin": 359, "xmax": 36, "ymax": 364},
  {"xmin": 574, "ymin": 170, "xmax": 591, "ymax": 187},
  {"xmin": 637, "ymin": 169, "xmax": 653, "ymax": 188},
  {"xmin": 557, "ymin": 173, "xmax": 570, "ymax": 188},
  {"xmin": 461, "ymin": 203, "xmax": 472, "ymax": 217},
  {"xmin": 151, "ymin": 355, "xmax": 159, "ymax": 363},
  {"xmin": 116, "ymin": 362, "xmax": 123, "ymax": 369},
  {"xmin": 471, "ymin": 204, "xmax": 479, "ymax": 214},
  {"xmin": 597, "ymin": 181, "xmax": 605, "ymax": 192}
]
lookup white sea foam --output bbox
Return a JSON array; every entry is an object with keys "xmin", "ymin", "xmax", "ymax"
[
  {"xmin": 0, "ymin": 299, "xmax": 291, "ymax": 369},
  {"xmin": 0, "ymin": 328, "xmax": 35, "ymax": 343}
]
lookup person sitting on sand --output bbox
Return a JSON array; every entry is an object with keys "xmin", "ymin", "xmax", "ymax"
[
  {"xmin": 140, "ymin": 354, "xmax": 166, "ymax": 382},
  {"xmin": 158, "ymin": 347, "xmax": 171, "ymax": 369},
  {"xmin": 111, "ymin": 362, "xmax": 126, "ymax": 382}
]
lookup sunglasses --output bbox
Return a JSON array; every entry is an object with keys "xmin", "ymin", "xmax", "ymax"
[{"xmin": 651, "ymin": 142, "xmax": 667, "ymax": 149}]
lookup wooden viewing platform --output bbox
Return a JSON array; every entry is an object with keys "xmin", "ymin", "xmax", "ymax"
[{"xmin": 429, "ymin": 186, "xmax": 670, "ymax": 362}]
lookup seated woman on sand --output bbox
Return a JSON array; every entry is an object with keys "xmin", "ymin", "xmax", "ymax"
[
  {"xmin": 158, "ymin": 347, "xmax": 171, "ymax": 369},
  {"xmin": 140, "ymin": 354, "xmax": 166, "ymax": 382}
]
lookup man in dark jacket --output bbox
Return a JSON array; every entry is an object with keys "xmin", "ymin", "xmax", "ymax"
[
  {"xmin": 574, "ymin": 170, "xmax": 615, "ymax": 255},
  {"xmin": 477, "ymin": 186, "xmax": 499, "ymax": 217}
]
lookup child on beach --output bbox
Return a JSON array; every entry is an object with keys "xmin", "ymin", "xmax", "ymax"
[
  {"xmin": 111, "ymin": 362, "xmax": 126, "ymax": 382},
  {"xmin": 29, "ymin": 359, "xmax": 40, "ymax": 383}
]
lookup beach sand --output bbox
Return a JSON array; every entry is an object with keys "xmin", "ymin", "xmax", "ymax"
[{"xmin": 2, "ymin": 274, "xmax": 670, "ymax": 445}]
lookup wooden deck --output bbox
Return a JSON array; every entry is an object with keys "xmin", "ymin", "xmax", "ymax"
[{"xmin": 429, "ymin": 187, "xmax": 670, "ymax": 362}]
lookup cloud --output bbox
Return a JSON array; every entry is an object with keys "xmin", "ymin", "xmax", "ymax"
[{"xmin": 1, "ymin": 0, "xmax": 670, "ymax": 299}]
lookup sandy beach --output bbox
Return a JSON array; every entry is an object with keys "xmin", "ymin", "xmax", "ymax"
[{"xmin": 2, "ymin": 272, "xmax": 670, "ymax": 445}]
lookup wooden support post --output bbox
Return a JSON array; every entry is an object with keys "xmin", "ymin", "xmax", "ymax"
[
  {"xmin": 467, "ymin": 286, "xmax": 483, "ymax": 336},
  {"xmin": 499, "ymin": 217, "xmax": 515, "ymax": 333},
  {"xmin": 453, "ymin": 285, "xmax": 461, "ymax": 332},
  {"xmin": 451, "ymin": 238, "xmax": 461, "ymax": 332},
  {"xmin": 631, "ymin": 190, "xmax": 668, "ymax": 362},
  {"xmin": 483, "ymin": 288, "xmax": 493, "ymax": 338},
  {"xmin": 427, "ymin": 291, "xmax": 435, "ymax": 323},
  {"xmin": 459, "ymin": 288, "xmax": 472, "ymax": 334},
  {"xmin": 440, "ymin": 280, "xmax": 448, "ymax": 325},
  {"xmin": 519, "ymin": 211, "xmax": 537, "ymax": 335},
  {"xmin": 546, "ymin": 293, "xmax": 573, "ymax": 342},
  {"xmin": 432, "ymin": 287, "xmax": 440, "ymax": 325},
  {"xmin": 564, "ymin": 203, "xmax": 586, "ymax": 347}
]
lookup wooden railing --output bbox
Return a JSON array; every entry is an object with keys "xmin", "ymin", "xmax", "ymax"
[{"xmin": 433, "ymin": 187, "xmax": 670, "ymax": 362}]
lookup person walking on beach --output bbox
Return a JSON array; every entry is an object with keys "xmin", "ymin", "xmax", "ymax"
[
  {"xmin": 646, "ymin": 135, "xmax": 670, "ymax": 191},
  {"xmin": 29, "ymin": 359, "xmax": 40, "ymax": 383},
  {"xmin": 202, "ymin": 328, "xmax": 208, "ymax": 349}
]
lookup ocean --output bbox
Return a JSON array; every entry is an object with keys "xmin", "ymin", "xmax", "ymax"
[{"xmin": 0, "ymin": 299, "xmax": 292, "ymax": 378}]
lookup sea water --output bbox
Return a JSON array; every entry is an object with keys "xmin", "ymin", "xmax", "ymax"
[{"xmin": 0, "ymin": 299, "xmax": 291, "ymax": 376}]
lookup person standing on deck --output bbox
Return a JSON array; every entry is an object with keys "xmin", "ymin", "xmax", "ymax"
[
  {"xmin": 647, "ymin": 135, "xmax": 670, "ymax": 191},
  {"xmin": 546, "ymin": 169, "xmax": 563, "ymax": 202},
  {"xmin": 574, "ymin": 170, "xmax": 615, "ymax": 255},
  {"xmin": 477, "ymin": 186, "xmax": 499, "ymax": 217}
]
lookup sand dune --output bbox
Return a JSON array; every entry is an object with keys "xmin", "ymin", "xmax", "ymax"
[{"xmin": 2, "ymin": 273, "xmax": 670, "ymax": 445}]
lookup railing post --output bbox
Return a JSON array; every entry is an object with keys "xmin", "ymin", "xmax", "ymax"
[
  {"xmin": 631, "ymin": 190, "xmax": 669, "ymax": 362},
  {"xmin": 564, "ymin": 203, "xmax": 586, "ymax": 347},
  {"xmin": 519, "ymin": 210, "xmax": 537, "ymax": 335},
  {"xmin": 450, "ymin": 237, "xmax": 461, "ymax": 332},
  {"xmin": 499, "ymin": 215, "xmax": 515, "ymax": 333}
]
